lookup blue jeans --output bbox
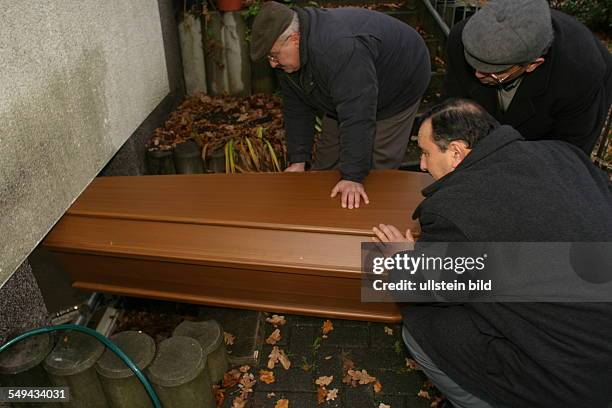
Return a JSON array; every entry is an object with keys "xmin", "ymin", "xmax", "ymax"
[{"xmin": 402, "ymin": 325, "xmax": 494, "ymax": 408}]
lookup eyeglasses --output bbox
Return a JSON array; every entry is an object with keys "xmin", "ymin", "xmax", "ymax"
[
  {"xmin": 485, "ymin": 64, "xmax": 528, "ymax": 86},
  {"xmin": 267, "ymin": 35, "xmax": 292, "ymax": 65}
]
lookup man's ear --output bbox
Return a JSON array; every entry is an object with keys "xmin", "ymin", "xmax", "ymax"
[
  {"xmin": 525, "ymin": 57, "xmax": 545, "ymax": 73},
  {"xmin": 290, "ymin": 31, "xmax": 300, "ymax": 44},
  {"xmin": 448, "ymin": 140, "xmax": 471, "ymax": 169}
]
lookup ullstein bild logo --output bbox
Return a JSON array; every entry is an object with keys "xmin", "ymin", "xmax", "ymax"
[{"xmin": 371, "ymin": 253, "xmax": 488, "ymax": 275}]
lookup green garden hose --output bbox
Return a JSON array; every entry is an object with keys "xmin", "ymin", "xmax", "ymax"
[{"xmin": 0, "ymin": 324, "xmax": 162, "ymax": 408}]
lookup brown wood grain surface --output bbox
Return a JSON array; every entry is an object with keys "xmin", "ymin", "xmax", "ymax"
[
  {"xmin": 44, "ymin": 170, "xmax": 432, "ymax": 322},
  {"xmin": 66, "ymin": 170, "xmax": 431, "ymax": 235}
]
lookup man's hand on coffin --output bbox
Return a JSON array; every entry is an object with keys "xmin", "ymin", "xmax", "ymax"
[
  {"xmin": 284, "ymin": 162, "xmax": 306, "ymax": 172},
  {"xmin": 330, "ymin": 180, "xmax": 370, "ymax": 209},
  {"xmin": 372, "ymin": 224, "xmax": 415, "ymax": 243}
]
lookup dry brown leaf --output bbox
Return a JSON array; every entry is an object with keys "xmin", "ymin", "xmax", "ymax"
[
  {"xmin": 417, "ymin": 390, "xmax": 431, "ymax": 400},
  {"xmin": 326, "ymin": 388, "xmax": 338, "ymax": 401},
  {"xmin": 406, "ymin": 358, "xmax": 422, "ymax": 371},
  {"xmin": 224, "ymin": 332, "xmax": 236, "ymax": 346},
  {"xmin": 266, "ymin": 314, "xmax": 287, "ymax": 327},
  {"xmin": 341, "ymin": 354, "xmax": 355, "ymax": 371},
  {"xmin": 374, "ymin": 381, "xmax": 383, "ymax": 393},
  {"xmin": 342, "ymin": 373, "xmax": 352, "ymax": 385},
  {"xmin": 430, "ymin": 397, "xmax": 444, "ymax": 408},
  {"xmin": 275, "ymin": 399, "xmax": 289, "ymax": 408},
  {"xmin": 315, "ymin": 375, "xmax": 333, "ymax": 387},
  {"xmin": 379, "ymin": 404, "xmax": 391, "ymax": 408},
  {"xmin": 359, "ymin": 370, "xmax": 377, "ymax": 385},
  {"xmin": 384, "ymin": 326, "xmax": 394, "ymax": 335},
  {"xmin": 259, "ymin": 369, "xmax": 276, "ymax": 384},
  {"xmin": 239, "ymin": 365, "xmax": 251, "ymax": 373},
  {"xmin": 213, "ymin": 384, "xmax": 225, "ymax": 407},
  {"xmin": 223, "ymin": 369, "xmax": 242, "ymax": 388},
  {"xmin": 268, "ymin": 346, "xmax": 291, "ymax": 370},
  {"xmin": 322, "ymin": 320, "xmax": 334, "ymax": 334},
  {"xmin": 316, "ymin": 387, "xmax": 327, "ymax": 405},
  {"xmin": 344, "ymin": 369, "xmax": 378, "ymax": 387},
  {"xmin": 266, "ymin": 329, "xmax": 282, "ymax": 345},
  {"xmin": 278, "ymin": 350, "xmax": 291, "ymax": 369},
  {"xmin": 239, "ymin": 372, "xmax": 256, "ymax": 397},
  {"xmin": 232, "ymin": 396, "xmax": 247, "ymax": 408},
  {"xmin": 301, "ymin": 360, "xmax": 314, "ymax": 372}
]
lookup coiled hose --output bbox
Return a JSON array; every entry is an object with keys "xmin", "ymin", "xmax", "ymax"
[{"xmin": 0, "ymin": 324, "xmax": 162, "ymax": 408}]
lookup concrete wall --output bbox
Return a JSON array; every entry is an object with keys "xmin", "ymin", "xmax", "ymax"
[
  {"xmin": 0, "ymin": 0, "xmax": 170, "ymax": 287},
  {"xmin": 100, "ymin": 0, "xmax": 185, "ymax": 177}
]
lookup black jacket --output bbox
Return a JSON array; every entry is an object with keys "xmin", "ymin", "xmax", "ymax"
[
  {"xmin": 444, "ymin": 10, "xmax": 612, "ymax": 155},
  {"xmin": 404, "ymin": 126, "xmax": 612, "ymax": 407},
  {"xmin": 279, "ymin": 7, "xmax": 431, "ymax": 181}
]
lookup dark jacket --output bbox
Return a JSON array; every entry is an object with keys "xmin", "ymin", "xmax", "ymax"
[
  {"xmin": 279, "ymin": 7, "xmax": 430, "ymax": 181},
  {"xmin": 444, "ymin": 10, "xmax": 612, "ymax": 155},
  {"xmin": 404, "ymin": 126, "xmax": 612, "ymax": 407}
]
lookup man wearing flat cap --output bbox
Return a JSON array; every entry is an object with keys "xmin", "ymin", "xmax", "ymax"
[
  {"xmin": 444, "ymin": 0, "xmax": 611, "ymax": 155},
  {"xmin": 250, "ymin": 2, "xmax": 431, "ymax": 209}
]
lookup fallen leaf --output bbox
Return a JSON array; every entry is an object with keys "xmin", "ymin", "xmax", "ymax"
[
  {"xmin": 379, "ymin": 404, "xmax": 391, "ymax": 408},
  {"xmin": 239, "ymin": 372, "xmax": 256, "ymax": 397},
  {"xmin": 301, "ymin": 358, "xmax": 313, "ymax": 372},
  {"xmin": 232, "ymin": 396, "xmax": 247, "ymax": 408},
  {"xmin": 224, "ymin": 332, "xmax": 236, "ymax": 346},
  {"xmin": 268, "ymin": 346, "xmax": 291, "ymax": 370},
  {"xmin": 223, "ymin": 369, "xmax": 242, "ymax": 388},
  {"xmin": 275, "ymin": 399, "xmax": 289, "ymax": 408},
  {"xmin": 266, "ymin": 315, "xmax": 287, "ymax": 327},
  {"xmin": 384, "ymin": 326, "xmax": 394, "ymax": 335},
  {"xmin": 430, "ymin": 397, "xmax": 444, "ymax": 408},
  {"xmin": 344, "ymin": 369, "xmax": 378, "ymax": 387},
  {"xmin": 266, "ymin": 329, "xmax": 282, "ymax": 345},
  {"xmin": 374, "ymin": 380, "xmax": 383, "ymax": 393},
  {"xmin": 315, "ymin": 375, "xmax": 333, "ymax": 387},
  {"xmin": 322, "ymin": 320, "xmax": 334, "ymax": 334},
  {"xmin": 406, "ymin": 358, "xmax": 422, "ymax": 371},
  {"xmin": 324, "ymin": 355, "xmax": 332, "ymax": 360},
  {"xmin": 342, "ymin": 373, "xmax": 352, "ymax": 385},
  {"xmin": 267, "ymin": 392, "xmax": 276, "ymax": 399},
  {"xmin": 326, "ymin": 388, "xmax": 338, "ymax": 401},
  {"xmin": 239, "ymin": 365, "xmax": 251, "ymax": 373},
  {"xmin": 341, "ymin": 354, "xmax": 355, "ymax": 371},
  {"xmin": 213, "ymin": 384, "xmax": 225, "ymax": 407},
  {"xmin": 316, "ymin": 387, "xmax": 327, "ymax": 405},
  {"xmin": 359, "ymin": 370, "xmax": 377, "ymax": 385},
  {"xmin": 417, "ymin": 390, "xmax": 431, "ymax": 400},
  {"xmin": 259, "ymin": 369, "xmax": 276, "ymax": 384},
  {"xmin": 278, "ymin": 350, "xmax": 291, "ymax": 369}
]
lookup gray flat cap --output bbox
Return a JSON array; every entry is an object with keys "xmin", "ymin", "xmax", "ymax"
[
  {"xmin": 462, "ymin": 0, "xmax": 553, "ymax": 73},
  {"xmin": 250, "ymin": 1, "xmax": 294, "ymax": 61}
]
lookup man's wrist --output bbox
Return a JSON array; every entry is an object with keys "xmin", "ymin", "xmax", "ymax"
[{"xmin": 340, "ymin": 175, "xmax": 364, "ymax": 183}]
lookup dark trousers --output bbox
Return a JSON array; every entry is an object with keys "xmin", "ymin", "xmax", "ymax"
[{"xmin": 311, "ymin": 99, "xmax": 421, "ymax": 170}]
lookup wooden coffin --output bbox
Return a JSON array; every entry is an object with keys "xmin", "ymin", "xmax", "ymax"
[{"xmin": 42, "ymin": 170, "xmax": 431, "ymax": 322}]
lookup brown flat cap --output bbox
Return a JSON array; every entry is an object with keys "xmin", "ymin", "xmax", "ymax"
[{"xmin": 250, "ymin": 1, "xmax": 294, "ymax": 61}]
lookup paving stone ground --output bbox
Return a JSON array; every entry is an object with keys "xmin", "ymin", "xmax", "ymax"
[
  {"xmin": 220, "ymin": 311, "xmax": 434, "ymax": 408},
  {"xmin": 111, "ymin": 299, "xmax": 437, "ymax": 408}
]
